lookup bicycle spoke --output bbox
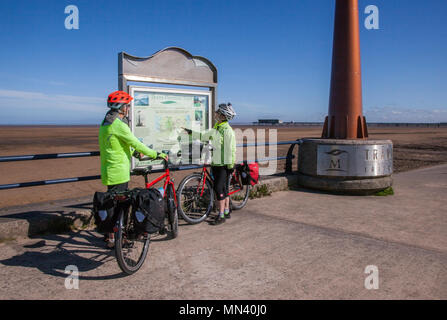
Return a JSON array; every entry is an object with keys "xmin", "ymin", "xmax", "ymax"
[
  {"xmin": 115, "ymin": 207, "xmax": 150, "ymax": 275},
  {"xmin": 121, "ymin": 234, "xmax": 147, "ymax": 267},
  {"xmin": 178, "ymin": 174, "xmax": 213, "ymax": 224},
  {"xmin": 229, "ymin": 173, "xmax": 250, "ymax": 210}
]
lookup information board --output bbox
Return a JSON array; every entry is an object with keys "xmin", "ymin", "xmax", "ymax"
[{"xmin": 129, "ymin": 86, "xmax": 211, "ymax": 169}]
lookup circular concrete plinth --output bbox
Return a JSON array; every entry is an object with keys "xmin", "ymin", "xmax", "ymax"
[{"xmin": 298, "ymin": 138, "xmax": 393, "ymax": 195}]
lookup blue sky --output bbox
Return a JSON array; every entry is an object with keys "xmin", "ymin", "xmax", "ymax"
[{"xmin": 0, "ymin": 0, "xmax": 446, "ymax": 124}]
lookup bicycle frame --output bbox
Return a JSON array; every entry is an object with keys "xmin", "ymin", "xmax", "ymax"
[
  {"xmin": 228, "ymin": 170, "xmax": 244, "ymax": 196},
  {"xmin": 111, "ymin": 164, "xmax": 176, "ymax": 206},
  {"xmin": 142, "ymin": 165, "xmax": 178, "ymax": 204},
  {"xmin": 186, "ymin": 142, "xmax": 244, "ymax": 200},
  {"xmin": 197, "ymin": 166, "xmax": 211, "ymax": 197},
  {"xmin": 197, "ymin": 165, "xmax": 243, "ymax": 197}
]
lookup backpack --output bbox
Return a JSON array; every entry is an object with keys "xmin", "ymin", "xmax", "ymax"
[
  {"xmin": 92, "ymin": 191, "xmax": 118, "ymax": 233},
  {"xmin": 237, "ymin": 161, "xmax": 259, "ymax": 186},
  {"xmin": 131, "ymin": 188, "xmax": 166, "ymax": 234}
]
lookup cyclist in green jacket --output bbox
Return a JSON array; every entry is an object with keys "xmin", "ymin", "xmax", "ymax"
[
  {"xmin": 99, "ymin": 90, "xmax": 168, "ymax": 247},
  {"xmin": 184, "ymin": 103, "xmax": 237, "ymax": 225}
]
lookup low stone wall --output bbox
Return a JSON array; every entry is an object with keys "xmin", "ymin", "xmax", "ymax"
[
  {"xmin": 0, "ymin": 174, "xmax": 300, "ymax": 241},
  {"xmin": 255, "ymin": 174, "xmax": 299, "ymax": 193}
]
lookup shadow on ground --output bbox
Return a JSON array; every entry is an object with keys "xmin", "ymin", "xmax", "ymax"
[
  {"xmin": 288, "ymin": 185, "xmax": 383, "ymax": 197},
  {"xmin": 0, "ymin": 198, "xmax": 95, "ymax": 237},
  {"xmin": 0, "ymin": 231, "xmax": 129, "ymax": 280}
]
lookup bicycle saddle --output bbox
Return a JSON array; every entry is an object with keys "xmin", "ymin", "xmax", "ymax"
[{"xmin": 132, "ymin": 166, "xmax": 152, "ymax": 176}]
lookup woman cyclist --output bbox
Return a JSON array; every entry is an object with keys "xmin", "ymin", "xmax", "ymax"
[
  {"xmin": 99, "ymin": 90, "xmax": 168, "ymax": 247},
  {"xmin": 184, "ymin": 103, "xmax": 237, "ymax": 225}
]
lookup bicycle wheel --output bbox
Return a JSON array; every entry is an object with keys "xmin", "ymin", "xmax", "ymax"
[
  {"xmin": 166, "ymin": 183, "xmax": 178, "ymax": 239},
  {"xmin": 177, "ymin": 173, "xmax": 214, "ymax": 224},
  {"xmin": 228, "ymin": 171, "xmax": 250, "ymax": 210},
  {"xmin": 115, "ymin": 206, "xmax": 150, "ymax": 275}
]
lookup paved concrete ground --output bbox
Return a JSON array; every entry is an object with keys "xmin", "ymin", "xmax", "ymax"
[{"xmin": 0, "ymin": 165, "xmax": 446, "ymax": 299}]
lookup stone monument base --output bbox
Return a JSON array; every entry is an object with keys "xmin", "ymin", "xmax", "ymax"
[{"xmin": 297, "ymin": 139, "xmax": 393, "ymax": 195}]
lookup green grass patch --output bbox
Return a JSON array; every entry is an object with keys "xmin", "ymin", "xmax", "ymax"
[
  {"xmin": 249, "ymin": 184, "xmax": 272, "ymax": 199},
  {"xmin": 374, "ymin": 187, "xmax": 394, "ymax": 196}
]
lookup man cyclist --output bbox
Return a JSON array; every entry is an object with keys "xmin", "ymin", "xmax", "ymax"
[
  {"xmin": 184, "ymin": 103, "xmax": 237, "ymax": 225},
  {"xmin": 99, "ymin": 90, "xmax": 168, "ymax": 248}
]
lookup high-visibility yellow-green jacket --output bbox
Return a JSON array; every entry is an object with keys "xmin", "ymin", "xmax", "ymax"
[
  {"xmin": 212, "ymin": 121, "xmax": 236, "ymax": 168},
  {"xmin": 191, "ymin": 121, "xmax": 236, "ymax": 168},
  {"xmin": 99, "ymin": 113, "xmax": 157, "ymax": 186}
]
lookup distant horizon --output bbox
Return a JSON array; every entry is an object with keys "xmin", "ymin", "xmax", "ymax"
[
  {"xmin": 1, "ymin": 0, "xmax": 446, "ymax": 125},
  {"xmin": 1, "ymin": 121, "xmax": 446, "ymax": 127}
]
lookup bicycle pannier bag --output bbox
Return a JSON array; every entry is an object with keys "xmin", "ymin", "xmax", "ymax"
[
  {"xmin": 237, "ymin": 164, "xmax": 250, "ymax": 185},
  {"xmin": 92, "ymin": 191, "xmax": 117, "ymax": 233},
  {"xmin": 132, "ymin": 188, "xmax": 165, "ymax": 234},
  {"xmin": 238, "ymin": 162, "xmax": 259, "ymax": 186},
  {"xmin": 248, "ymin": 162, "xmax": 259, "ymax": 186}
]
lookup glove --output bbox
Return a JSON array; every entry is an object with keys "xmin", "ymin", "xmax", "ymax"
[
  {"xmin": 157, "ymin": 152, "xmax": 168, "ymax": 161},
  {"xmin": 132, "ymin": 150, "xmax": 145, "ymax": 160},
  {"xmin": 132, "ymin": 150, "xmax": 140, "ymax": 159}
]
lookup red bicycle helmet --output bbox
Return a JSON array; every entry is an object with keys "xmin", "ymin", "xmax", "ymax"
[{"xmin": 107, "ymin": 91, "xmax": 133, "ymax": 109}]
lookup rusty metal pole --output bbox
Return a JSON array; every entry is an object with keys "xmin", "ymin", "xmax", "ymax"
[
  {"xmin": 322, "ymin": 0, "xmax": 368, "ymax": 139},
  {"xmin": 297, "ymin": 0, "xmax": 393, "ymax": 195}
]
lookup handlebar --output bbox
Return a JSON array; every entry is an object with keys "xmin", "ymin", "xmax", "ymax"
[
  {"xmin": 140, "ymin": 156, "xmax": 169, "ymax": 166},
  {"xmin": 132, "ymin": 157, "xmax": 170, "ymax": 177}
]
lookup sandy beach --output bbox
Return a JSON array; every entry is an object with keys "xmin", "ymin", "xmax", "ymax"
[{"xmin": 1, "ymin": 125, "xmax": 446, "ymax": 208}]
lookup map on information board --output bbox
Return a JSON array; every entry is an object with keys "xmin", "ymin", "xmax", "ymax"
[{"xmin": 129, "ymin": 87, "xmax": 211, "ymax": 169}]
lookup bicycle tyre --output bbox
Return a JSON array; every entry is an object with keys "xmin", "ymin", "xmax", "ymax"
[
  {"xmin": 177, "ymin": 173, "xmax": 214, "ymax": 224},
  {"xmin": 115, "ymin": 207, "xmax": 150, "ymax": 275},
  {"xmin": 166, "ymin": 183, "xmax": 178, "ymax": 239},
  {"xmin": 228, "ymin": 171, "xmax": 250, "ymax": 210}
]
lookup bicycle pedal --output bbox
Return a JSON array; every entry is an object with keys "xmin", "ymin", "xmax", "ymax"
[{"xmin": 138, "ymin": 232, "xmax": 149, "ymax": 240}]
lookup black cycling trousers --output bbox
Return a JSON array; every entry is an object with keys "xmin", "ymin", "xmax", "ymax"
[
  {"xmin": 107, "ymin": 182, "xmax": 129, "ymax": 223},
  {"xmin": 212, "ymin": 166, "xmax": 230, "ymax": 201},
  {"xmin": 107, "ymin": 182, "xmax": 129, "ymax": 193}
]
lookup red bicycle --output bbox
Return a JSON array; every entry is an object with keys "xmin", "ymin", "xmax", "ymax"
[
  {"xmin": 113, "ymin": 158, "xmax": 178, "ymax": 275},
  {"xmin": 133, "ymin": 158, "xmax": 178, "ymax": 239},
  {"xmin": 176, "ymin": 143, "xmax": 250, "ymax": 224}
]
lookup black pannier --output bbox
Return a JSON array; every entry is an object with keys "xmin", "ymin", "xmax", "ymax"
[
  {"xmin": 92, "ymin": 191, "xmax": 117, "ymax": 233},
  {"xmin": 131, "ymin": 188, "xmax": 166, "ymax": 234},
  {"xmin": 236, "ymin": 164, "xmax": 250, "ymax": 185}
]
